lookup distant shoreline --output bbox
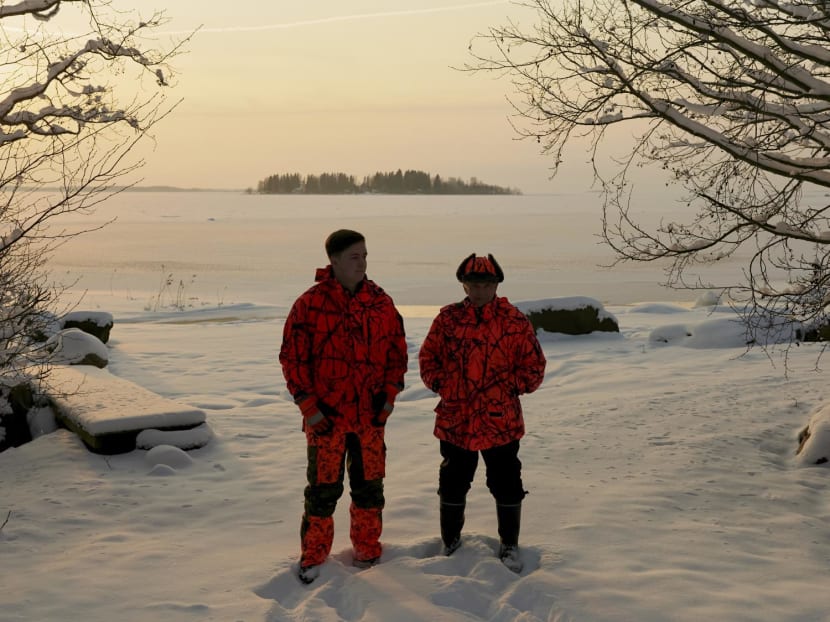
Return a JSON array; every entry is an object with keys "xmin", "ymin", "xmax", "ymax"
[
  {"xmin": 126, "ymin": 187, "xmax": 571, "ymax": 196},
  {"xmin": 127, "ymin": 185, "xmax": 242, "ymax": 193},
  {"xmin": 33, "ymin": 185, "xmax": 584, "ymax": 196},
  {"xmin": 31, "ymin": 185, "xmax": 242, "ymax": 193},
  {"xmin": 127, "ymin": 185, "xmax": 521, "ymax": 195}
]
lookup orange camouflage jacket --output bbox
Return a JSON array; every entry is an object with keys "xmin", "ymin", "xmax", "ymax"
[
  {"xmin": 419, "ymin": 296, "xmax": 546, "ymax": 451},
  {"xmin": 279, "ymin": 266, "xmax": 408, "ymax": 430}
]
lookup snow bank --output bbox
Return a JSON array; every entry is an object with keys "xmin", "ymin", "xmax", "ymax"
[{"xmin": 47, "ymin": 365, "xmax": 207, "ymax": 453}]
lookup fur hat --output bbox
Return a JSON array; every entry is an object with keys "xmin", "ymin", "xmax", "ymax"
[{"xmin": 455, "ymin": 253, "xmax": 504, "ymax": 283}]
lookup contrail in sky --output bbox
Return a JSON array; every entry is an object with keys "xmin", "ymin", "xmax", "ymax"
[
  {"xmin": 186, "ymin": 1, "xmax": 510, "ymax": 34},
  {"xmin": 5, "ymin": 1, "xmax": 511, "ymax": 38}
]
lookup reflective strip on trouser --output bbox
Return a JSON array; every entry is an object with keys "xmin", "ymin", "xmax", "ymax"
[{"xmin": 301, "ymin": 428, "xmax": 386, "ymax": 567}]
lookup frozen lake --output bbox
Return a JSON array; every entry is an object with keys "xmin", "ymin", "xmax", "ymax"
[{"xmin": 46, "ymin": 190, "xmax": 748, "ymax": 314}]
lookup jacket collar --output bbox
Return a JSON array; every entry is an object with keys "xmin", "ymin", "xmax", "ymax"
[
  {"xmin": 315, "ymin": 265, "xmax": 333, "ymax": 282},
  {"xmin": 462, "ymin": 296, "xmax": 499, "ymax": 321},
  {"xmin": 314, "ymin": 265, "xmax": 367, "ymax": 295}
]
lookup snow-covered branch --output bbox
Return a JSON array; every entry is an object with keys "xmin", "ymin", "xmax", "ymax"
[
  {"xmin": 0, "ymin": 0, "xmax": 189, "ymax": 384},
  {"xmin": 471, "ymin": 0, "xmax": 830, "ymax": 344}
]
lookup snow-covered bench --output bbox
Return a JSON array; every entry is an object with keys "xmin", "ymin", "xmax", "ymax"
[{"xmin": 48, "ymin": 365, "xmax": 209, "ymax": 455}]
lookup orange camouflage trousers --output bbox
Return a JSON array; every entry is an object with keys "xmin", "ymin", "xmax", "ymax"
[{"xmin": 300, "ymin": 427, "xmax": 386, "ymax": 567}]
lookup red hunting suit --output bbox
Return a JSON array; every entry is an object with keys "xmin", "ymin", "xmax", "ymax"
[
  {"xmin": 419, "ymin": 296, "xmax": 546, "ymax": 452},
  {"xmin": 280, "ymin": 267, "xmax": 408, "ymax": 567}
]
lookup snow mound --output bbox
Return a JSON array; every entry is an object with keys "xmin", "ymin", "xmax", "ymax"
[
  {"xmin": 145, "ymin": 444, "xmax": 195, "ymax": 469},
  {"xmin": 136, "ymin": 423, "xmax": 214, "ymax": 451},
  {"xmin": 796, "ymin": 404, "xmax": 830, "ymax": 467},
  {"xmin": 47, "ymin": 328, "xmax": 109, "ymax": 366},
  {"xmin": 47, "ymin": 365, "xmax": 207, "ymax": 453}
]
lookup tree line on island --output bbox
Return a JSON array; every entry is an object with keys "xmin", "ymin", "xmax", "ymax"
[{"xmin": 255, "ymin": 169, "xmax": 520, "ymax": 195}]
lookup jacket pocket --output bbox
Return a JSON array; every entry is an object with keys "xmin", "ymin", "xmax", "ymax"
[{"xmin": 437, "ymin": 398, "xmax": 466, "ymax": 428}]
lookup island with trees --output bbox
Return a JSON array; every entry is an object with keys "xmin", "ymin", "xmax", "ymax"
[{"xmin": 255, "ymin": 170, "xmax": 520, "ymax": 195}]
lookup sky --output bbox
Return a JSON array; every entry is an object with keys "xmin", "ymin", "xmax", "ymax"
[
  {"xmin": 4, "ymin": 193, "xmax": 830, "ymax": 621},
  {"xmin": 124, "ymin": 1, "xmax": 575, "ymax": 194}
]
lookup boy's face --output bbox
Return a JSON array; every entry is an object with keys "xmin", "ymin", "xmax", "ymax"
[{"xmin": 331, "ymin": 241, "xmax": 367, "ymax": 291}]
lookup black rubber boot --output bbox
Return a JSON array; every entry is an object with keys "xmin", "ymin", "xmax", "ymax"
[
  {"xmin": 496, "ymin": 503, "xmax": 523, "ymax": 572},
  {"xmin": 440, "ymin": 501, "xmax": 465, "ymax": 556}
]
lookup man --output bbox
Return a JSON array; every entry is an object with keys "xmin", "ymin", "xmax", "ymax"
[
  {"xmin": 419, "ymin": 253, "xmax": 546, "ymax": 573},
  {"xmin": 279, "ymin": 229, "xmax": 408, "ymax": 585}
]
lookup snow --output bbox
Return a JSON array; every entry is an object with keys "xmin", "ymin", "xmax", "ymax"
[
  {"xmin": 0, "ymin": 224, "xmax": 22, "ymax": 250},
  {"xmin": 648, "ymin": 314, "xmax": 750, "ymax": 348},
  {"xmin": 135, "ymin": 424, "xmax": 214, "ymax": 451},
  {"xmin": 516, "ymin": 295, "xmax": 617, "ymax": 322},
  {"xmin": 46, "ymin": 328, "xmax": 110, "ymax": 366},
  {"xmin": 797, "ymin": 403, "xmax": 830, "ymax": 467},
  {"xmin": 144, "ymin": 444, "xmax": 195, "ymax": 470},
  {"xmin": 2, "ymin": 191, "xmax": 830, "ymax": 622},
  {"xmin": 47, "ymin": 365, "xmax": 206, "ymax": 436}
]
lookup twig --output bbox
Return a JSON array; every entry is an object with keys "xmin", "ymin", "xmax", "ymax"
[{"xmin": 0, "ymin": 510, "xmax": 11, "ymax": 532}]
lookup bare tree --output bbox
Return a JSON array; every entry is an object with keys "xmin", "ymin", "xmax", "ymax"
[
  {"xmin": 471, "ymin": 0, "xmax": 830, "ymax": 345},
  {"xmin": 0, "ymin": 0, "xmax": 190, "ymax": 384}
]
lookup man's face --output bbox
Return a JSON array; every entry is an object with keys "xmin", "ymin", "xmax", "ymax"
[
  {"xmin": 463, "ymin": 280, "xmax": 498, "ymax": 307},
  {"xmin": 331, "ymin": 241, "xmax": 367, "ymax": 291}
]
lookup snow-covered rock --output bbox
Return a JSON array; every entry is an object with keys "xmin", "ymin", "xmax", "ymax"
[
  {"xmin": 61, "ymin": 310, "xmax": 114, "ymax": 344},
  {"xmin": 516, "ymin": 296, "xmax": 619, "ymax": 334},
  {"xmin": 47, "ymin": 365, "xmax": 207, "ymax": 454},
  {"xmin": 47, "ymin": 328, "xmax": 109, "ymax": 368},
  {"xmin": 797, "ymin": 404, "xmax": 830, "ymax": 466}
]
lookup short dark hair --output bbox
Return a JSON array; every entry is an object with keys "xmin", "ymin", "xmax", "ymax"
[{"xmin": 325, "ymin": 229, "xmax": 365, "ymax": 258}]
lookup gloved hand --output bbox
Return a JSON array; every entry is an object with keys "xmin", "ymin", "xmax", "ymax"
[
  {"xmin": 371, "ymin": 385, "xmax": 399, "ymax": 427},
  {"xmin": 306, "ymin": 410, "xmax": 334, "ymax": 435},
  {"xmin": 297, "ymin": 396, "xmax": 333, "ymax": 436}
]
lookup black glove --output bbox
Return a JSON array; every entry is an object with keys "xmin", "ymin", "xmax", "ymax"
[
  {"xmin": 371, "ymin": 391, "xmax": 391, "ymax": 427},
  {"xmin": 310, "ymin": 400, "xmax": 341, "ymax": 436},
  {"xmin": 306, "ymin": 410, "xmax": 333, "ymax": 436}
]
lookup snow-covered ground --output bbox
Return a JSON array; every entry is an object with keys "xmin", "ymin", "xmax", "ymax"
[{"xmin": 3, "ymin": 192, "xmax": 830, "ymax": 622}]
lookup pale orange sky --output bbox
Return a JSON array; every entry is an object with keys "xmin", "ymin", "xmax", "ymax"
[{"xmin": 125, "ymin": 1, "xmax": 595, "ymax": 194}]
